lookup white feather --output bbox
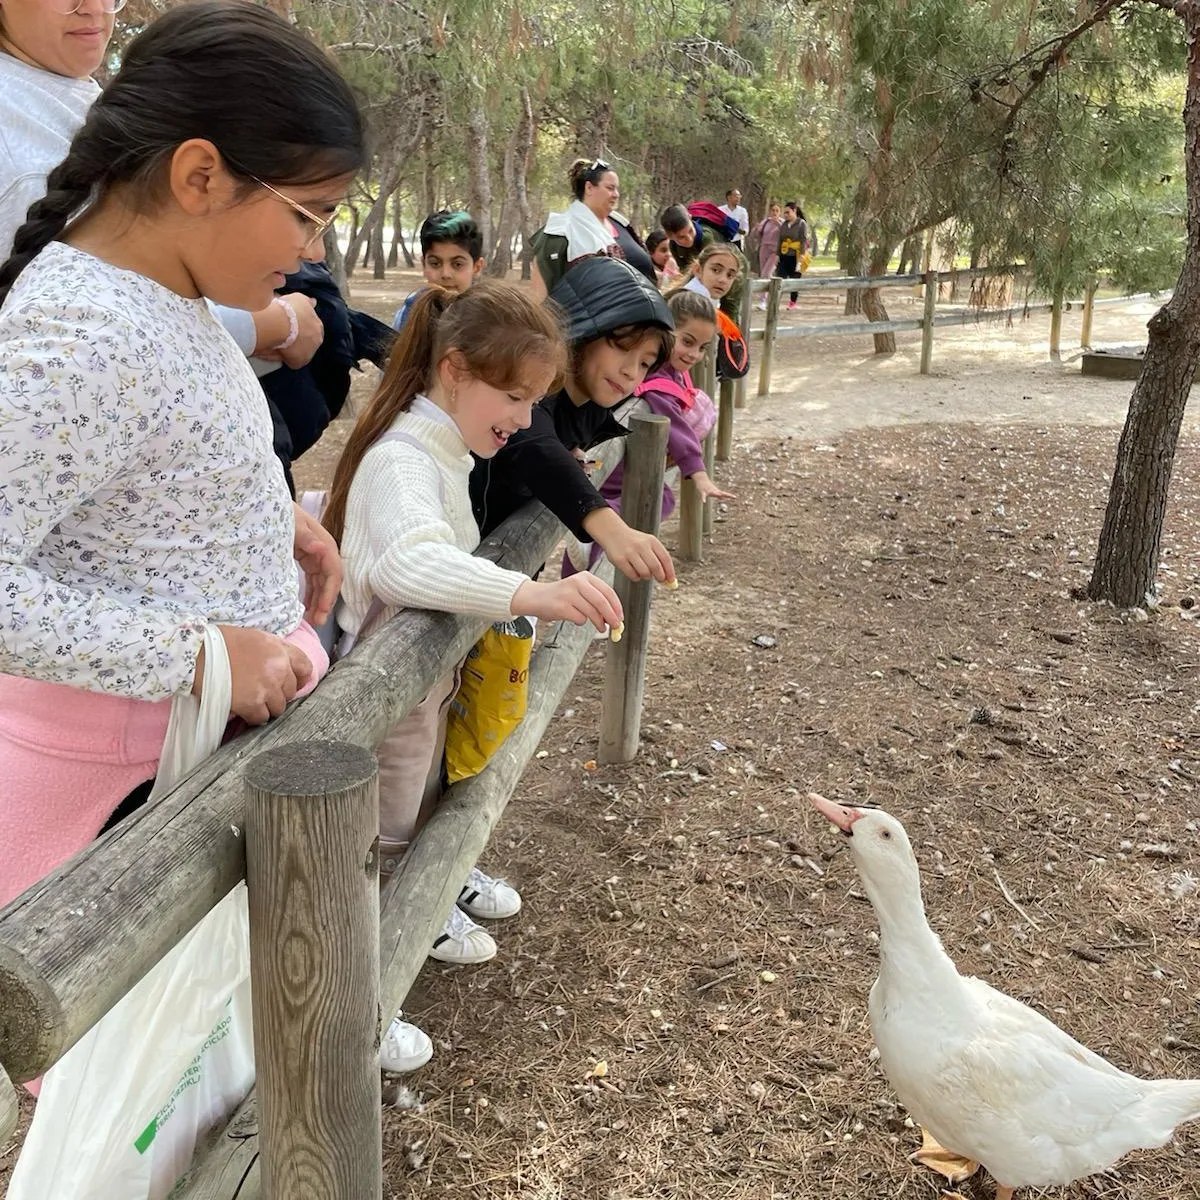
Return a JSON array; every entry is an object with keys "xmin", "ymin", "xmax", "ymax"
[{"xmin": 824, "ymin": 803, "xmax": 1200, "ymax": 1190}]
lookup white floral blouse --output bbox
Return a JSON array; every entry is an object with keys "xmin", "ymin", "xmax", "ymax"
[{"xmin": 0, "ymin": 242, "xmax": 301, "ymax": 700}]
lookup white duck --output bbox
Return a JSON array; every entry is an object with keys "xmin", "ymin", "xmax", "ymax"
[{"xmin": 809, "ymin": 792, "xmax": 1200, "ymax": 1200}]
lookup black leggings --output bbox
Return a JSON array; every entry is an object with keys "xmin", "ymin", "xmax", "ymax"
[
  {"xmin": 776, "ymin": 252, "xmax": 800, "ymax": 302},
  {"xmin": 98, "ymin": 777, "xmax": 155, "ymax": 835}
]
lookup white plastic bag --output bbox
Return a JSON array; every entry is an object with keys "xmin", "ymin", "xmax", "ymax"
[{"xmin": 9, "ymin": 626, "xmax": 256, "ymax": 1200}]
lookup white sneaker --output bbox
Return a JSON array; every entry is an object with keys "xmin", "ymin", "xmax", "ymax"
[
  {"xmin": 429, "ymin": 903, "xmax": 498, "ymax": 964},
  {"xmin": 380, "ymin": 1015, "xmax": 432, "ymax": 1073},
  {"xmin": 458, "ymin": 866, "xmax": 522, "ymax": 920}
]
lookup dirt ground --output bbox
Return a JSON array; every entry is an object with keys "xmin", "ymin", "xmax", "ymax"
[
  {"xmin": 304, "ymin": 276, "xmax": 1200, "ymax": 1200},
  {"xmin": 9, "ymin": 276, "xmax": 1200, "ymax": 1198}
]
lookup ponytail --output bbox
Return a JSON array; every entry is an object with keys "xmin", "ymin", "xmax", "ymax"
[
  {"xmin": 323, "ymin": 288, "xmax": 454, "ymax": 545},
  {"xmin": 323, "ymin": 280, "xmax": 568, "ymax": 546},
  {"xmin": 0, "ymin": 154, "xmax": 96, "ymax": 305},
  {"xmin": 0, "ymin": 1, "xmax": 364, "ymax": 308}
]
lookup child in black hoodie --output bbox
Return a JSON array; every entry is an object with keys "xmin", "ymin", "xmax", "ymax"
[{"xmin": 469, "ymin": 256, "xmax": 678, "ymax": 584}]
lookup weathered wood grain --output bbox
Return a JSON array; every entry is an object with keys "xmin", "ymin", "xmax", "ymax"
[
  {"xmin": 0, "ymin": 1060, "xmax": 16, "ymax": 1143},
  {"xmin": 0, "ymin": 501, "xmax": 566, "ymax": 1082},
  {"xmin": 175, "ymin": 1093, "xmax": 261, "ymax": 1199},
  {"xmin": 756, "ymin": 276, "xmax": 783, "ymax": 397},
  {"xmin": 181, "ymin": 596, "xmax": 609, "ymax": 1200},
  {"xmin": 600, "ymin": 414, "xmax": 669, "ymax": 763},
  {"xmin": 244, "ymin": 742, "xmax": 381, "ymax": 1199}
]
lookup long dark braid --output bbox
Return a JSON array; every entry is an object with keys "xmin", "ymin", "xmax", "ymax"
[
  {"xmin": 0, "ymin": 130, "xmax": 104, "ymax": 306},
  {"xmin": 0, "ymin": 0, "xmax": 365, "ymax": 309}
]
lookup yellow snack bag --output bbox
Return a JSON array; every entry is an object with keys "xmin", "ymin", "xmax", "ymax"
[{"xmin": 444, "ymin": 616, "xmax": 535, "ymax": 783}]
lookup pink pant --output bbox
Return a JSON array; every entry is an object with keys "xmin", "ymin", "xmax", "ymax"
[
  {"xmin": 375, "ymin": 667, "xmax": 460, "ymax": 875},
  {"xmin": 0, "ymin": 623, "xmax": 328, "ymax": 908}
]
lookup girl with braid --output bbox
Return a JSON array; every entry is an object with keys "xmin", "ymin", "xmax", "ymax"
[{"xmin": 0, "ymin": 3, "xmax": 362, "ymax": 901}]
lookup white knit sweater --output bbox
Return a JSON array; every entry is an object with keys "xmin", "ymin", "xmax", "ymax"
[{"xmin": 336, "ymin": 396, "xmax": 526, "ymax": 637}]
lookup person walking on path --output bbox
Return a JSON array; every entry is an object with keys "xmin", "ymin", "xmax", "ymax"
[
  {"xmin": 752, "ymin": 201, "xmax": 782, "ymax": 301},
  {"xmin": 777, "ymin": 201, "xmax": 810, "ymax": 311},
  {"xmin": 719, "ymin": 188, "xmax": 749, "ymax": 247}
]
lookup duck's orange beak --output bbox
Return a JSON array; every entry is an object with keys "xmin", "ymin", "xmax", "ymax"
[{"xmin": 808, "ymin": 792, "xmax": 864, "ymax": 835}]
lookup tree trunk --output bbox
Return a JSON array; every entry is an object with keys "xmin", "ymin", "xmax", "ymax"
[
  {"xmin": 388, "ymin": 190, "xmax": 402, "ymax": 269},
  {"xmin": 324, "ymin": 225, "xmax": 348, "ymax": 298},
  {"xmin": 422, "ymin": 136, "xmax": 438, "ymax": 217},
  {"xmin": 1088, "ymin": 6, "xmax": 1200, "ymax": 609},
  {"xmin": 862, "ymin": 245, "xmax": 896, "ymax": 355},
  {"xmin": 371, "ymin": 218, "xmax": 386, "ymax": 280},
  {"xmin": 344, "ymin": 146, "xmax": 401, "ymax": 280},
  {"xmin": 487, "ymin": 87, "xmax": 536, "ymax": 279},
  {"xmin": 466, "ymin": 96, "xmax": 493, "ymax": 259}
]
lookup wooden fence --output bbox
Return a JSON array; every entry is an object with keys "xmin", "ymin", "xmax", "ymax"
[
  {"xmin": 747, "ymin": 267, "xmax": 1163, "ymax": 398},
  {"xmin": 0, "ymin": 415, "xmax": 682, "ymax": 1198}
]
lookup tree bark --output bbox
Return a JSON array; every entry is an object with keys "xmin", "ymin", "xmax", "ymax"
[
  {"xmin": 371, "ymin": 217, "xmax": 386, "ymax": 280},
  {"xmin": 324, "ymin": 226, "xmax": 348, "ymax": 298},
  {"xmin": 388, "ymin": 190, "xmax": 402, "ymax": 269},
  {"xmin": 487, "ymin": 87, "xmax": 536, "ymax": 279},
  {"xmin": 1088, "ymin": 4, "xmax": 1200, "ymax": 608},
  {"xmin": 466, "ymin": 96, "xmax": 493, "ymax": 259},
  {"xmin": 861, "ymin": 244, "xmax": 897, "ymax": 355}
]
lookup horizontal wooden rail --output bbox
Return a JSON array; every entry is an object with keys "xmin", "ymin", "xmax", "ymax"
[
  {"xmin": 750, "ymin": 317, "xmax": 925, "ymax": 341},
  {"xmin": 748, "ymin": 263, "xmax": 1024, "ymax": 295},
  {"xmin": 176, "ymin": 586, "xmax": 612, "ymax": 1200},
  {"xmin": 0, "ymin": 500, "xmax": 575, "ymax": 1083}
]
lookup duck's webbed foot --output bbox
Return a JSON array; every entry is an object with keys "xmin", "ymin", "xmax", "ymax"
[{"xmin": 909, "ymin": 1127, "xmax": 979, "ymax": 1184}]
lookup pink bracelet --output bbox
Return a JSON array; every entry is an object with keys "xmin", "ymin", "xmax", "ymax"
[{"xmin": 270, "ymin": 296, "xmax": 299, "ymax": 351}]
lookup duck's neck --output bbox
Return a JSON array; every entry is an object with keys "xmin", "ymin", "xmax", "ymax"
[{"xmin": 865, "ymin": 872, "xmax": 961, "ymax": 991}]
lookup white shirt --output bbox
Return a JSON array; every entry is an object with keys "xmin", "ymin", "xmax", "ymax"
[
  {"xmin": 720, "ymin": 202, "xmax": 750, "ymax": 242},
  {"xmin": 337, "ymin": 396, "xmax": 527, "ymax": 638},
  {"xmin": 0, "ymin": 52, "xmax": 99, "ymax": 261},
  {"xmin": 0, "ymin": 242, "xmax": 301, "ymax": 699}
]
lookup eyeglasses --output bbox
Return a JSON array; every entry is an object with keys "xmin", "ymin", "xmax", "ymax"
[
  {"xmin": 52, "ymin": 0, "xmax": 127, "ymax": 13},
  {"xmin": 589, "ymin": 158, "xmax": 611, "ymax": 173},
  {"xmin": 250, "ymin": 176, "xmax": 336, "ymax": 250}
]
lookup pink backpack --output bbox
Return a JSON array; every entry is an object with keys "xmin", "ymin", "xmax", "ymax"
[{"xmin": 634, "ymin": 371, "xmax": 716, "ymax": 440}]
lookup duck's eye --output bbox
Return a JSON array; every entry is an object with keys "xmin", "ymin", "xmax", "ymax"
[{"xmin": 881, "ymin": 830, "xmax": 892, "ymax": 840}]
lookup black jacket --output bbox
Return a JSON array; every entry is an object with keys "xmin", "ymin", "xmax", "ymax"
[
  {"xmin": 469, "ymin": 389, "xmax": 629, "ymax": 540},
  {"xmin": 261, "ymin": 262, "xmax": 394, "ymax": 494}
]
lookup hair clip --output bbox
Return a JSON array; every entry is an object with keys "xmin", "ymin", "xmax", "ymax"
[{"xmin": 589, "ymin": 158, "xmax": 610, "ymax": 172}]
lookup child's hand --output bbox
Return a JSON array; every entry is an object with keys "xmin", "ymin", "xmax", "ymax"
[
  {"xmin": 293, "ymin": 502, "xmax": 343, "ymax": 627},
  {"xmin": 602, "ymin": 525, "xmax": 676, "ymax": 584},
  {"xmin": 512, "ymin": 573, "xmax": 623, "ymax": 632},
  {"xmin": 692, "ymin": 471, "xmax": 737, "ymax": 503},
  {"xmin": 194, "ymin": 626, "xmax": 314, "ymax": 725}
]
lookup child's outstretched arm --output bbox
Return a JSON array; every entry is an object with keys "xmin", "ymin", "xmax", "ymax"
[
  {"xmin": 512, "ymin": 571, "xmax": 622, "ymax": 632},
  {"xmin": 581, "ymin": 505, "xmax": 676, "ymax": 585},
  {"xmin": 686, "ymin": 470, "xmax": 736, "ymax": 504}
]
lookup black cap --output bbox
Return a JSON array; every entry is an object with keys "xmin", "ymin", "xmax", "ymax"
[{"xmin": 548, "ymin": 256, "xmax": 674, "ymax": 345}]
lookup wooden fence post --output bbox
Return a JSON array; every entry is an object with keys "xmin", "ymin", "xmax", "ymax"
[
  {"xmin": 681, "ymin": 345, "xmax": 717, "ymax": 557},
  {"xmin": 919, "ymin": 269, "xmax": 937, "ymax": 375},
  {"xmin": 1049, "ymin": 285, "xmax": 1064, "ymax": 361},
  {"xmin": 0, "ymin": 1064, "xmax": 16, "ymax": 1143},
  {"xmin": 716, "ymin": 376, "xmax": 735, "ymax": 462},
  {"xmin": 244, "ymin": 741, "xmax": 382, "ymax": 1200},
  {"xmin": 757, "ymin": 277, "xmax": 782, "ymax": 397},
  {"xmin": 1080, "ymin": 278, "xmax": 1098, "ymax": 349},
  {"xmin": 735, "ymin": 279, "xmax": 753, "ymax": 409},
  {"xmin": 600, "ymin": 413, "xmax": 669, "ymax": 763},
  {"xmin": 702, "ymin": 430, "xmax": 716, "ymax": 535}
]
